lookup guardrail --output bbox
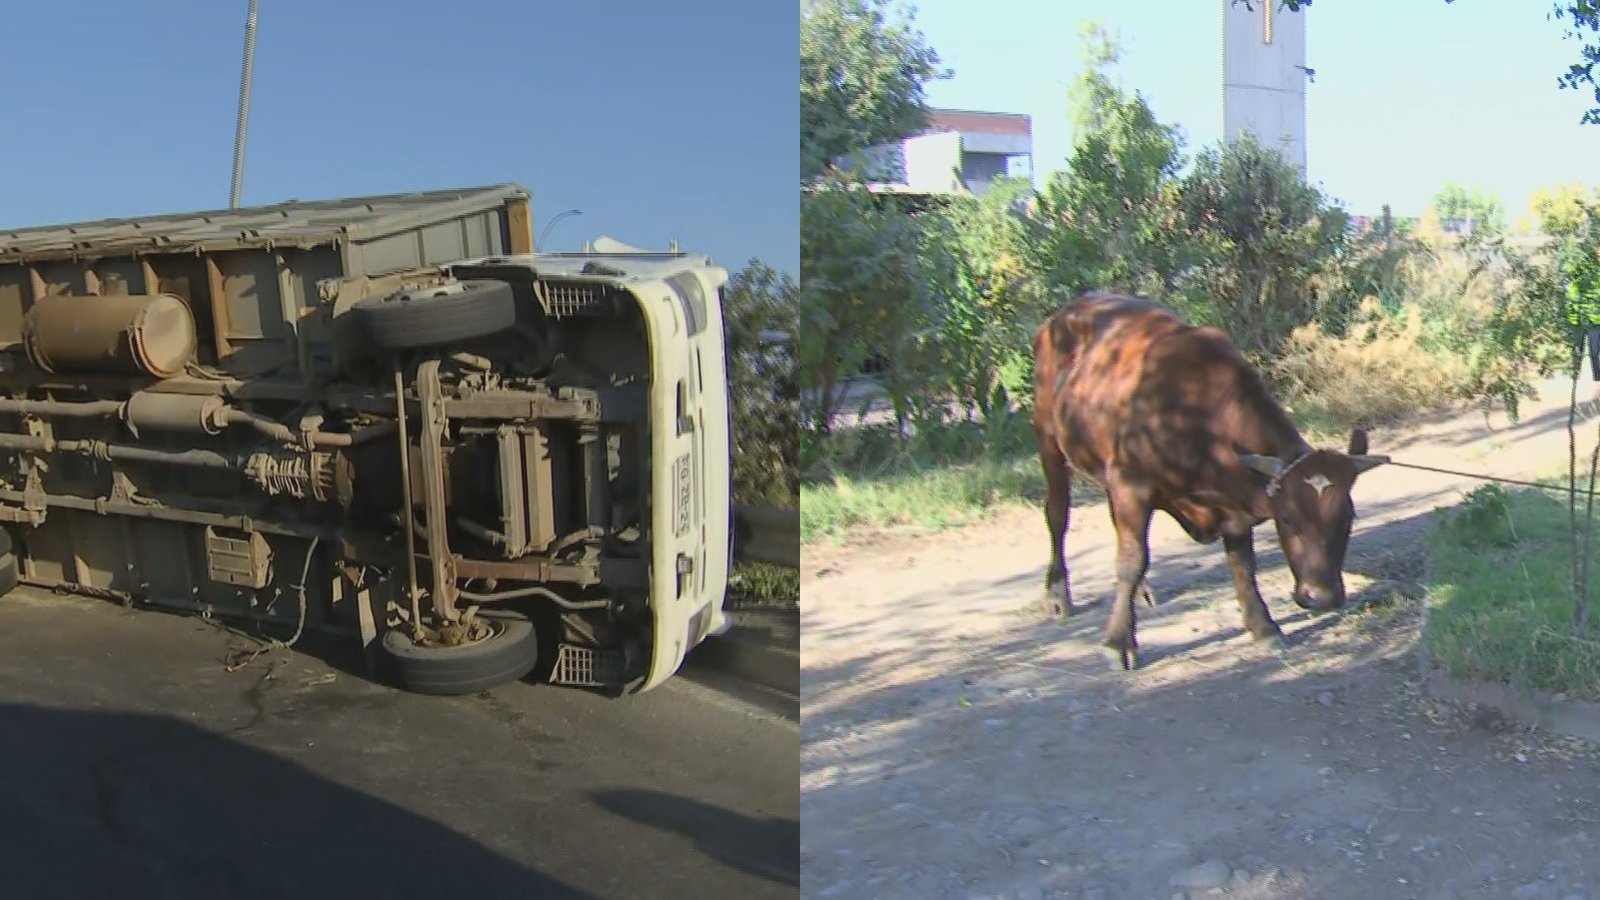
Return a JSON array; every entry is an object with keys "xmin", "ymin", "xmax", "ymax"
[{"xmin": 731, "ymin": 504, "xmax": 799, "ymax": 569}]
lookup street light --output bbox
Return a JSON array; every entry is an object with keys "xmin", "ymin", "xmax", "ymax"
[
  {"xmin": 538, "ymin": 209, "xmax": 583, "ymax": 248},
  {"xmin": 230, "ymin": 0, "xmax": 259, "ymax": 209}
]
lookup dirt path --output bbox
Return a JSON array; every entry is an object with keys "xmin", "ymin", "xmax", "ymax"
[{"xmin": 802, "ymin": 378, "xmax": 1600, "ymax": 900}]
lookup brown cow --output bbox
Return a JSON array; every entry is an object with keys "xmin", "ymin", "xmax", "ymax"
[{"xmin": 1031, "ymin": 292, "xmax": 1388, "ymax": 671}]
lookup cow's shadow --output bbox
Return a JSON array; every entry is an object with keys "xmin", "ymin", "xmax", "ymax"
[{"xmin": 1026, "ymin": 496, "xmax": 1438, "ymax": 669}]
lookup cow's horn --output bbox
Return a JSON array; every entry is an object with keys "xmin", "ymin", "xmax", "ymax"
[
  {"xmin": 1350, "ymin": 454, "xmax": 1390, "ymax": 475},
  {"xmin": 1239, "ymin": 453, "xmax": 1285, "ymax": 477}
]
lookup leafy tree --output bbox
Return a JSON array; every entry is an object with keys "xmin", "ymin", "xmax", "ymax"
[
  {"xmin": 1245, "ymin": 2, "xmax": 1600, "ymax": 125},
  {"xmin": 722, "ymin": 260, "xmax": 799, "ymax": 506},
  {"xmin": 1030, "ymin": 23, "xmax": 1190, "ymax": 302},
  {"xmin": 800, "ymin": 0, "xmax": 949, "ymax": 179},
  {"xmin": 1411, "ymin": 206, "xmax": 1447, "ymax": 248},
  {"xmin": 1529, "ymin": 182, "xmax": 1600, "ymax": 237},
  {"xmin": 1464, "ymin": 235, "xmax": 1569, "ymax": 418},
  {"xmin": 1431, "ymin": 181, "xmax": 1507, "ymax": 236},
  {"xmin": 1176, "ymin": 132, "xmax": 1349, "ymax": 357},
  {"xmin": 1309, "ymin": 206, "xmax": 1433, "ymax": 335},
  {"xmin": 917, "ymin": 176, "xmax": 1045, "ymax": 419},
  {"xmin": 797, "ymin": 174, "xmax": 927, "ymax": 433},
  {"xmin": 1525, "ymin": 183, "xmax": 1600, "ymax": 330}
]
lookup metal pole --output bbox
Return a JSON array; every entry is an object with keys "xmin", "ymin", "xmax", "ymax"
[
  {"xmin": 538, "ymin": 209, "xmax": 582, "ymax": 247},
  {"xmin": 230, "ymin": 0, "xmax": 259, "ymax": 209},
  {"xmin": 393, "ymin": 364, "xmax": 423, "ymax": 637}
]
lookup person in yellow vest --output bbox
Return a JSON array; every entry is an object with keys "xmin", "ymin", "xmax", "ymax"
[{"xmin": 1565, "ymin": 240, "xmax": 1600, "ymax": 381}]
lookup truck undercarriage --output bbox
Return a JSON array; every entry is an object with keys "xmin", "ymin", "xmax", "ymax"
[{"xmin": 0, "ymin": 185, "xmax": 731, "ymax": 695}]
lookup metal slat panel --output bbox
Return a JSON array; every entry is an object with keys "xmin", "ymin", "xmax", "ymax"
[{"xmin": 0, "ymin": 184, "xmax": 528, "ymax": 269}]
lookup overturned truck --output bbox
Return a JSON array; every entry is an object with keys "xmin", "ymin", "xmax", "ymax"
[{"xmin": 0, "ymin": 184, "xmax": 732, "ymax": 695}]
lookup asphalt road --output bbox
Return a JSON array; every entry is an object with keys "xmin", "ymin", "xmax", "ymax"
[{"xmin": 0, "ymin": 587, "xmax": 797, "ymax": 899}]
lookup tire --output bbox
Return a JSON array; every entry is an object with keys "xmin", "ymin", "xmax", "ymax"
[
  {"xmin": 349, "ymin": 279, "xmax": 517, "ymax": 350},
  {"xmin": 381, "ymin": 610, "xmax": 538, "ymax": 696}
]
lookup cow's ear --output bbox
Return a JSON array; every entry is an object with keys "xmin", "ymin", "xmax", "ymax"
[
  {"xmin": 1348, "ymin": 428, "xmax": 1369, "ymax": 457},
  {"xmin": 1349, "ymin": 454, "xmax": 1390, "ymax": 475},
  {"xmin": 1238, "ymin": 452, "xmax": 1284, "ymax": 478}
]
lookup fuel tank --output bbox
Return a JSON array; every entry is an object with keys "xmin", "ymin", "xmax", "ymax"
[{"xmin": 23, "ymin": 292, "xmax": 198, "ymax": 378}]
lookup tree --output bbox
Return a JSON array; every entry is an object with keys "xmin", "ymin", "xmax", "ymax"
[
  {"xmin": 1243, "ymin": 2, "xmax": 1600, "ymax": 126},
  {"xmin": 722, "ymin": 260, "xmax": 799, "ymax": 506},
  {"xmin": 1412, "ymin": 205, "xmax": 1447, "ymax": 248},
  {"xmin": 1529, "ymin": 181, "xmax": 1600, "ymax": 237},
  {"xmin": 1030, "ymin": 23, "xmax": 1190, "ymax": 302},
  {"xmin": 1176, "ymin": 132, "xmax": 1349, "ymax": 358},
  {"xmin": 797, "ymin": 175, "xmax": 927, "ymax": 433},
  {"xmin": 800, "ymin": 0, "xmax": 949, "ymax": 179},
  {"xmin": 1431, "ymin": 181, "xmax": 1507, "ymax": 236},
  {"xmin": 917, "ymin": 176, "xmax": 1046, "ymax": 419}
]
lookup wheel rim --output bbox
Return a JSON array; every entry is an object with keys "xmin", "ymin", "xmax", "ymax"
[{"xmin": 412, "ymin": 615, "xmax": 503, "ymax": 650}]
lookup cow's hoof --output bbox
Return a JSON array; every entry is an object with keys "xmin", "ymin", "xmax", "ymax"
[
  {"xmin": 1042, "ymin": 591, "xmax": 1075, "ymax": 620},
  {"xmin": 1255, "ymin": 631, "xmax": 1291, "ymax": 655},
  {"xmin": 1101, "ymin": 640, "xmax": 1139, "ymax": 672}
]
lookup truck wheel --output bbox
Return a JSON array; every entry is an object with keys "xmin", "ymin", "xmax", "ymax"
[
  {"xmin": 349, "ymin": 279, "xmax": 517, "ymax": 350},
  {"xmin": 381, "ymin": 610, "xmax": 539, "ymax": 695}
]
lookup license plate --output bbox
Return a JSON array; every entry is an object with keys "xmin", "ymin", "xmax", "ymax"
[{"xmin": 672, "ymin": 452, "xmax": 692, "ymax": 536}]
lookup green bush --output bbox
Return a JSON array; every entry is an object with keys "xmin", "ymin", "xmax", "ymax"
[
  {"xmin": 798, "ymin": 175, "xmax": 930, "ymax": 434},
  {"xmin": 722, "ymin": 260, "xmax": 799, "ymax": 606},
  {"xmin": 1174, "ymin": 133, "xmax": 1350, "ymax": 358},
  {"xmin": 722, "ymin": 261, "xmax": 799, "ymax": 508}
]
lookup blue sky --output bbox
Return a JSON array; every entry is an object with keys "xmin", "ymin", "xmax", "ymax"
[
  {"xmin": 0, "ymin": 1, "xmax": 798, "ymax": 276},
  {"xmin": 913, "ymin": 0, "xmax": 1600, "ymax": 222}
]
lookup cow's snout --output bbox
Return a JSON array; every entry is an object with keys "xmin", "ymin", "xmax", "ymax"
[{"xmin": 1294, "ymin": 581, "xmax": 1345, "ymax": 612}]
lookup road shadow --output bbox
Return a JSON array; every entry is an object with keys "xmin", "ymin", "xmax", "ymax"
[
  {"xmin": 0, "ymin": 701, "xmax": 594, "ymax": 900},
  {"xmin": 1365, "ymin": 381, "xmax": 1600, "ymax": 456},
  {"xmin": 801, "ymin": 605, "xmax": 1425, "ymax": 897},
  {"xmin": 592, "ymin": 788, "xmax": 798, "ymax": 887},
  {"xmin": 799, "ymin": 502, "xmax": 1522, "ymax": 897}
]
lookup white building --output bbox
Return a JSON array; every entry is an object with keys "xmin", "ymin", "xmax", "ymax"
[
  {"xmin": 831, "ymin": 108, "xmax": 1034, "ymax": 198},
  {"xmin": 1222, "ymin": 0, "xmax": 1309, "ymax": 172}
]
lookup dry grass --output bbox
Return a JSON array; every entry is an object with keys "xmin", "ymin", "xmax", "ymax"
[
  {"xmin": 1274, "ymin": 297, "xmax": 1469, "ymax": 429},
  {"xmin": 1274, "ymin": 248, "xmax": 1550, "ymax": 432}
]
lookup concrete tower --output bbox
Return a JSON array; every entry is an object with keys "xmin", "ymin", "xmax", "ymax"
[{"xmin": 1222, "ymin": 0, "xmax": 1308, "ymax": 172}]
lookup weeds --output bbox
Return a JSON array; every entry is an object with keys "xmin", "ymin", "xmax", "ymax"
[
  {"xmin": 728, "ymin": 562, "xmax": 801, "ymax": 608},
  {"xmin": 1427, "ymin": 483, "xmax": 1600, "ymax": 699},
  {"xmin": 800, "ymin": 399, "xmax": 1108, "ymax": 541}
]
